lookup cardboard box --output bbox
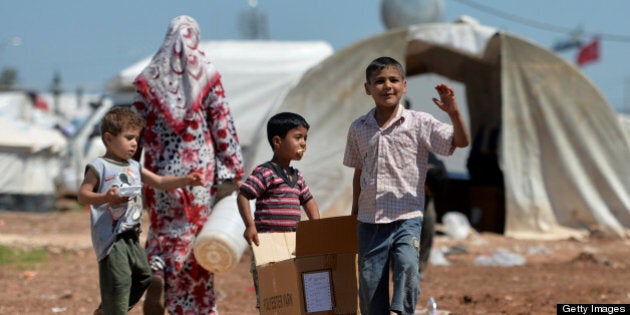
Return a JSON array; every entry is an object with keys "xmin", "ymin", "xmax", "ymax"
[{"xmin": 252, "ymin": 215, "xmax": 358, "ymax": 315}]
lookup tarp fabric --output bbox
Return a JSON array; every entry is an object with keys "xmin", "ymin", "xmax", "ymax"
[
  {"xmin": 248, "ymin": 20, "xmax": 630, "ymax": 239},
  {"xmin": 500, "ymin": 34, "xmax": 630, "ymax": 238},
  {"xmin": 107, "ymin": 40, "xmax": 333, "ymax": 155}
]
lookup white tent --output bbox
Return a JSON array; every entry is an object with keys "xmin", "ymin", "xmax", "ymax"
[
  {"xmin": 247, "ymin": 18, "xmax": 630, "ymax": 239},
  {"xmin": 620, "ymin": 114, "xmax": 630, "ymax": 139},
  {"xmin": 57, "ymin": 40, "xmax": 334, "ymax": 196},
  {"xmin": 107, "ymin": 40, "xmax": 334, "ymax": 157},
  {"xmin": 0, "ymin": 92, "xmax": 68, "ymax": 211}
]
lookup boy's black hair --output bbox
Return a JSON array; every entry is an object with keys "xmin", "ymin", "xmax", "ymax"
[
  {"xmin": 365, "ymin": 56, "xmax": 405, "ymax": 83},
  {"xmin": 100, "ymin": 106, "xmax": 145, "ymax": 141},
  {"xmin": 266, "ymin": 112, "xmax": 310, "ymax": 149}
]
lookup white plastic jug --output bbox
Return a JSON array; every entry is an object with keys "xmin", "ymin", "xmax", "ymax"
[{"xmin": 193, "ymin": 191, "xmax": 252, "ymax": 273}]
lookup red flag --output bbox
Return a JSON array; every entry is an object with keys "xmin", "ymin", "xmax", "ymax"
[{"xmin": 576, "ymin": 37, "xmax": 600, "ymax": 66}]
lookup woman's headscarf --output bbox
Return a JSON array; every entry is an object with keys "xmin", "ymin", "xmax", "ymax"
[{"xmin": 133, "ymin": 15, "xmax": 220, "ymax": 134}]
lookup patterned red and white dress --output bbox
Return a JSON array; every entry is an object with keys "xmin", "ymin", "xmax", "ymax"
[{"xmin": 133, "ymin": 15, "xmax": 244, "ymax": 314}]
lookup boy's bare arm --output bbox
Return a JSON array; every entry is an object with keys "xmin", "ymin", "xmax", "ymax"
[
  {"xmin": 302, "ymin": 199, "xmax": 320, "ymax": 220},
  {"xmin": 351, "ymin": 168, "xmax": 362, "ymax": 216},
  {"xmin": 77, "ymin": 168, "xmax": 128, "ymax": 206},
  {"xmin": 140, "ymin": 167, "xmax": 205, "ymax": 190},
  {"xmin": 237, "ymin": 191, "xmax": 259, "ymax": 246},
  {"xmin": 432, "ymin": 84, "xmax": 471, "ymax": 148}
]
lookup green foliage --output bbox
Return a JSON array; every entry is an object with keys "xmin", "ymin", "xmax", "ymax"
[
  {"xmin": 0, "ymin": 67, "xmax": 18, "ymax": 89},
  {"xmin": 0, "ymin": 245, "xmax": 48, "ymax": 268}
]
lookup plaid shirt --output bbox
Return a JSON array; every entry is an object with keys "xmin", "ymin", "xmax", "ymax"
[{"xmin": 343, "ymin": 105, "xmax": 455, "ymax": 224}]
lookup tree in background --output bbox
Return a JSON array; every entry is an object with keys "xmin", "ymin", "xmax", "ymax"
[
  {"xmin": 50, "ymin": 71, "xmax": 63, "ymax": 115},
  {"xmin": 0, "ymin": 67, "xmax": 18, "ymax": 89}
]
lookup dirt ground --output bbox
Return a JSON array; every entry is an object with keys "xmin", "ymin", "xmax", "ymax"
[{"xmin": 1, "ymin": 203, "xmax": 629, "ymax": 315}]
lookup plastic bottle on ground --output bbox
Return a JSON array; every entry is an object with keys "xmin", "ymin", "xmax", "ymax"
[{"xmin": 426, "ymin": 297, "xmax": 437, "ymax": 315}]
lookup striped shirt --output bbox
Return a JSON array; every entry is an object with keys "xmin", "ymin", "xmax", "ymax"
[
  {"xmin": 343, "ymin": 104, "xmax": 455, "ymax": 224},
  {"xmin": 240, "ymin": 162, "xmax": 313, "ymax": 232}
]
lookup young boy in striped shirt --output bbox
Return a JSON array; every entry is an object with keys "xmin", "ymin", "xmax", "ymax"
[{"xmin": 237, "ymin": 112, "xmax": 320, "ymax": 307}]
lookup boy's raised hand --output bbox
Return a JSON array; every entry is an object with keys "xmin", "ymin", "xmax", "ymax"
[{"xmin": 432, "ymin": 83, "xmax": 459, "ymax": 115}]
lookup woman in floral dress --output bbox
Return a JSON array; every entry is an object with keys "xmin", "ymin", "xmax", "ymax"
[{"xmin": 132, "ymin": 15, "xmax": 244, "ymax": 314}]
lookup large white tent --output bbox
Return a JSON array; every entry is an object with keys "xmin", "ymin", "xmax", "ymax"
[
  {"xmin": 58, "ymin": 40, "xmax": 334, "ymax": 196},
  {"xmin": 247, "ymin": 18, "xmax": 630, "ymax": 239},
  {"xmin": 107, "ymin": 40, "xmax": 334, "ymax": 158}
]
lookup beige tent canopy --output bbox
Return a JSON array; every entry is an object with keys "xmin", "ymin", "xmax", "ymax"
[{"xmin": 247, "ymin": 18, "xmax": 630, "ymax": 239}]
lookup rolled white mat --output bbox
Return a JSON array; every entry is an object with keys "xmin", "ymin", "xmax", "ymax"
[{"xmin": 194, "ymin": 191, "xmax": 252, "ymax": 273}]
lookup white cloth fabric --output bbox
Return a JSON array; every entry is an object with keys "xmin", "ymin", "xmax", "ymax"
[
  {"xmin": 500, "ymin": 34, "xmax": 630, "ymax": 238},
  {"xmin": 134, "ymin": 15, "xmax": 220, "ymax": 135}
]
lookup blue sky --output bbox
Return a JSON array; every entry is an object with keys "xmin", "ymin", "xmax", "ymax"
[{"xmin": 1, "ymin": 0, "xmax": 629, "ymax": 112}]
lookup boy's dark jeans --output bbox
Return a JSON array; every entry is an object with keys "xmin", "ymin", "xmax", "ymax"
[{"xmin": 358, "ymin": 217, "xmax": 421, "ymax": 315}]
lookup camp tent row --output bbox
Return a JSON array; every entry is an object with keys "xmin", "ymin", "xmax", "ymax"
[
  {"xmin": 247, "ymin": 17, "xmax": 630, "ymax": 239},
  {"xmin": 0, "ymin": 92, "xmax": 70, "ymax": 211},
  {"xmin": 109, "ymin": 19, "xmax": 629, "ymax": 239}
]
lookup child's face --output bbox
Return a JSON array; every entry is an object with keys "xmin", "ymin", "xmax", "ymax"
[
  {"xmin": 103, "ymin": 126, "xmax": 141, "ymax": 161},
  {"xmin": 273, "ymin": 126, "xmax": 308, "ymax": 162},
  {"xmin": 364, "ymin": 66, "xmax": 407, "ymax": 110}
]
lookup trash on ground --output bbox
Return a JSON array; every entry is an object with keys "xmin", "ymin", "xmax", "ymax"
[
  {"xmin": 429, "ymin": 247, "xmax": 451, "ymax": 266},
  {"xmin": 442, "ymin": 212, "xmax": 471, "ymax": 240},
  {"xmin": 474, "ymin": 249, "xmax": 526, "ymax": 267},
  {"xmin": 23, "ymin": 270, "xmax": 37, "ymax": 280},
  {"xmin": 444, "ymin": 243, "xmax": 468, "ymax": 256},
  {"xmin": 426, "ymin": 296, "xmax": 438, "ymax": 315},
  {"xmin": 527, "ymin": 244, "xmax": 551, "ymax": 255}
]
